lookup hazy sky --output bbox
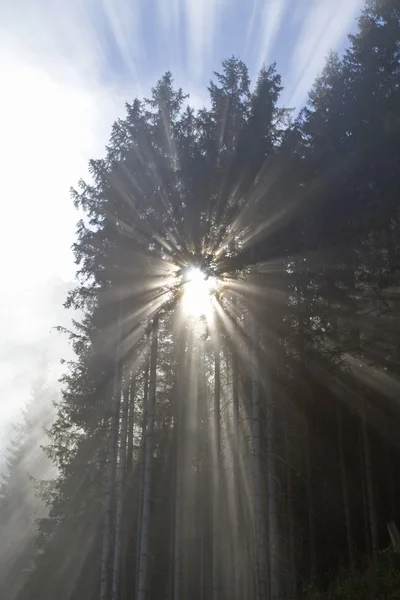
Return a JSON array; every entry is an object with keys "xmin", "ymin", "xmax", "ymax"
[{"xmin": 0, "ymin": 0, "xmax": 363, "ymax": 445}]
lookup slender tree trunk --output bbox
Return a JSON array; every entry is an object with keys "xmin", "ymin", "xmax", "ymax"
[
  {"xmin": 121, "ymin": 378, "xmax": 135, "ymax": 600},
  {"xmin": 137, "ymin": 315, "xmax": 159, "ymax": 600},
  {"xmin": 200, "ymin": 339, "xmax": 208, "ymax": 600},
  {"xmin": 195, "ymin": 345, "xmax": 204, "ymax": 600},
  {"xmin": 232, "ymin": 348, "xmax": 241, "ymax": 600},
  {"xmin": 296, "ymin": 270, "xmax": 315, "ymax": 582},
  {"xmin": 100, "ymin": 305, "xmax": 123, "ymax": 600},
  {"xmin": 200, "ymin": 520, "xmax": 205, "ymax": 600},
  {"xmin": 305, "ymin": 410, "xmax": 316, "ymax": 583},
  {"xmin": 267, "ymin": 385, "xmax": 279, "ymax": 599},
  {"xmin": 212, "ymin": 342, "xmax": 221, "ymax": 600},
  {"xmin": 174, "ymin": 331, "xmax": 186, "ymax": 600},
  {"xmin": 283, "ymin": 404, "xmax": 296, "ymax": 599},
  {"xmin": 361, "ymin": 397, "xmax": 378, "ymax": 561},
  {"xmin": 127, "ymin": 379, "xmax": 136, "ymax": 471},
  {"xmin": 112, "ymin": 382, "xmax": 130, "ymax": 600},
  {"xmin": 251, "ymin": 316, "xmax": 267, "ymax": 599},
  {"xmin": 168, "ymin": 477, "xmax": 175, "ymax": 600},
  {"xmin": 386, "ymin": 444, "xmax": 396, "ymax": 521},
  {"xmin": 135, "ymin": 344, "xmax": 150, "ymax": 586},
  {"xmin": 336, "ymin": 402, "xmax": 355, "ymax": 570},
  {"xmin": 359, "ymin": 424, "xmax": 371, "ymax": 556}
]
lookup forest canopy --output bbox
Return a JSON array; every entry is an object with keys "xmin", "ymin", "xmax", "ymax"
[{"xmin": 2, "ymin": 0, "xmax": 400, "ymax": 599}]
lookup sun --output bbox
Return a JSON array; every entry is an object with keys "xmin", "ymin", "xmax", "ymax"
[{"xmin": 181, "ymin": 267, "xmax": 217, "ymax": 317}]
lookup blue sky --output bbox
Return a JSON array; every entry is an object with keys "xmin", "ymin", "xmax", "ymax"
[
  {"xmin": 0, "ymin": 0, "xmax": 364, "ymax": 442},
  {"xmin": 84, "ymin": 0, "xmax": 362, "ymax": 107},
  {"xmin": 2, "ymin": 0, "xmax": 363, "ymax": 107}
]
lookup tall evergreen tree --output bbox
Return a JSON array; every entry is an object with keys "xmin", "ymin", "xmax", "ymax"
[
  {"xmin": 15, "ymin": 2, "xmax": 400, "ymax": 599},
  {"xmin": 0, "ymin": 375, "xmax": 56, "ymax": 600}
]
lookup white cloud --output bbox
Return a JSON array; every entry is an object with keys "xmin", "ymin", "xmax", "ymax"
[
  {"xmin": 0, "ymin": 0, "xmax": 136, "ymax": 445},
  {"xmin": 0, "ymin": 56, "xmax": 92, "ymax": 441}
]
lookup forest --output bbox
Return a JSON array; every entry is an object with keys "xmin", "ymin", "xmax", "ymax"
[{"xmin": 1, "ymin": 0, "xmax": 400, "ymax": 598}]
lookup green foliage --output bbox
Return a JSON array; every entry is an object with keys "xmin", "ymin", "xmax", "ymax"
[{"xmin": 305, "ymin": 550, "xmax": 400, "ymax": 599}]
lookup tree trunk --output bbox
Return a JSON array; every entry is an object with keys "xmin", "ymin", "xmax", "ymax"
[
  {"xmin": 137, "ymin": 315, "xmax": 159, "ymax": 600},
  {"xmin": 200, "ymin": 339, "xmax": 208, "ymax": 600},
  {"xmin": 174, "ymin": 331, "xmax": 186, "ymax": 600},
  {"xmin": 112, "ymin": 382, "xmax": 130, "ymax": 600},
  {"xmin": 212, "ymin": 342, "xmax": 221, "ymax": 600},
  {"xmin": 296, "ymin": 269, "xmax": 315, "ymax": 583},
  {"xmin": 135, "ymin": 342, "xmax": 150, "ymax": 587},
  {"xmin": 336, "ymin": 402, "xmax": 355, "ymax": 570},
  {"xmin": 121, "ymin": 377, "xmax": 135, "ymax": 600},
  {"xmin": 359, "ymin": 424, "xmax": 371, "ymax": 556},
  {"xmin": 99, "ymin": 305, "xmax": 123, "ymax": 600},
  {"xmin": 251, "ymin": 317, "xmax": 267, "ymax": 599},
  {"xmin": 232, "ymin": 348, "xmax": 241, "ymax": 600},
  {"xmin": 386, "ymin": 444, "xmax": 396, "ymax": 521},
  {"xmin": 305, "ymin": 410, "xmax": 316, "ymax": 582},
  {"xmin": 127, "ymin": 378, "xmax": 136, "ymax": 471},
  {"xmin": 283, "ymin": 404, "xmax": 296, "ymax": 599},
  {"xmin": 361, "ymin": 397, "xmax": 379, "ymax": 561},
  {"xmin": 266, "ymin": 385, "xmax": 279, "ymax": 599},
  {"xmin": 195, "ymin": 344, "xmax": 205, "ymax": 600}
]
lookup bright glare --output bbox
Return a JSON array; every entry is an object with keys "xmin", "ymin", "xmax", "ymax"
[{"xmin": 182, "ymin": 267, "xmax": 217, "ymax": 317}]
